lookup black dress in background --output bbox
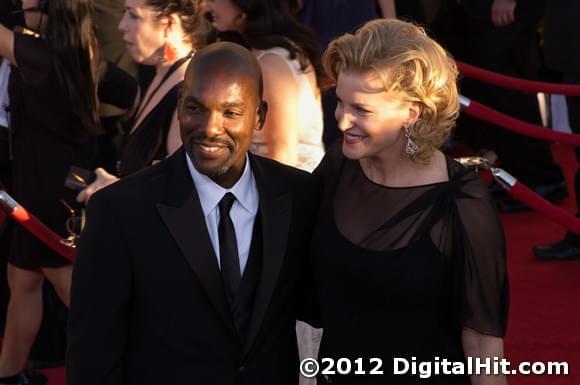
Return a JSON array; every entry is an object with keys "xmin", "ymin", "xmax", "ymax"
[
  {"xmin": 310, "ymin": 144, "xmax": 509, "ymax": 384},
  {"xmin": 8, "ymin": 33, "xmax": 99, "ymax": 269},
  {"xmin": 4, "ymin": 32, "xmax": 136, "ymax": 365},
  {"xmin": 118, "ymin": 81, "xmax": 182, "ymax": 177}
]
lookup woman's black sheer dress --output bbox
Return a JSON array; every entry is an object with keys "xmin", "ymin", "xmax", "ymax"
[{"xmin": 310, "ymin": 144, "xmax": 509, "ymax": 384}]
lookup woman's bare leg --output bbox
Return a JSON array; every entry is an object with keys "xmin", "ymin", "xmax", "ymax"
[
  {"xmin": 0, "ymin": 263, "xmax": 44, "ymax": 379},
  {"xmin": 42, "ymin": 264, "xmax": 73, "ymax": 308}
]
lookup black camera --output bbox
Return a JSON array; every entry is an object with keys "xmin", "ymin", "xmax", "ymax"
[{"xmin": 64, "ymin": 166, "xmax": 96, "ymax": 192}]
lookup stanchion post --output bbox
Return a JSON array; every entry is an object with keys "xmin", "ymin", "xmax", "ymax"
[
  {"xmin": 491, "ymin": 168, "xmax": 517, "ymax": 190},
  {"xmin": 0, "ymin": 190, "xmax": 18, "ymax": 212}
]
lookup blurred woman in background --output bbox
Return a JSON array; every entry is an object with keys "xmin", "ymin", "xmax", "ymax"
[
  {"xmin": 0, "ymin": 0, "xmax": 100, "ymax": 383},
  {"xmin": 205, "ymin": 0, "xmax": 325, "ymax": 172},
  {"xmin": 77, "ymin": 0, "xmax": 203, "ymax": 202}
]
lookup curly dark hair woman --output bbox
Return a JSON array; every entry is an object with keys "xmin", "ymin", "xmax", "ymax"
[{"xmin": 76, "ymin": 0, "xmax": 205, "ymax": 203}]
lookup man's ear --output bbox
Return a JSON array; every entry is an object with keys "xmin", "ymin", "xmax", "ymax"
[
  {"xmin": 176, "ymin": 89, "xmax": 185, "ymax": 120},
  {"xmin": 256, "ymin": 101, "xmax": 268, "ymax": 131}
]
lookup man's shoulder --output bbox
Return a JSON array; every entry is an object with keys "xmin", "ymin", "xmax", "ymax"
[
  {"xmin": 252, "ymin": 154, "xmax": 316, "ymax": 186},
  {"xmin": 92, "ymin": 154, "xmax": 178, "ymax": 206},
  {"xmin": 251, "ymin": 155, "xmax": 321, "ymax": 210}
]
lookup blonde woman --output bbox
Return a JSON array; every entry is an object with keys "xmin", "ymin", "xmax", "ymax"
[{"xmin": 309, "ymin": 19, "xmax": 509, "ymax": 385}]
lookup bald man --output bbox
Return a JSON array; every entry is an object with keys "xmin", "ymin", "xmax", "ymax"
[{"xmin": 67, "ymin": 42, "xmax": 320, "ymax": 385}]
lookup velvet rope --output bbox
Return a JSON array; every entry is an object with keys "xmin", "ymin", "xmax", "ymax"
[
  {"xmin": 462, "ymin": 99, "xmax": 580, "ymax": 147},
  {"xmin": 508, "ymin": 182, "xmax": 580, "ymax": 235},
  {"xmin": 8, "ymin": 204, "xmax": 76, "ymax": 262},
  {"xmin": 457, "ymin": 61, "xmax": 580, "ymax": 96}
]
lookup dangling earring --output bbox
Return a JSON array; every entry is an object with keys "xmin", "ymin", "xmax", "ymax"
[
  {"xmin": 405, "ymin": 125, "xmax": 418, "ymax": 156},
  {"xmin": 163, "ymin": 42, "xmax": 178, "ymax": 63}
]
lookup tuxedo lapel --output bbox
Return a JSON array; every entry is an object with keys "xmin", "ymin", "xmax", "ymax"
[
  {"xmin": 243, "ymin": 155, "xmax": 292, "ymax": 356},
  {"xmin": 156, "ymin": 149, "xmax": 237, "ymax": 337}
]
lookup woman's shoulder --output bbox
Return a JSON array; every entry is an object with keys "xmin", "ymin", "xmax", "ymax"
[
  {"xmin": 13, "ymin": 31, "xmax": 49, "ymax": 53},
  {"xmin": 313, "ymin": 140, "xmax": 344, "ymax": 179},
  {"xmin": 13, "ymin": 32, "xmax": 51, "ymax": 86},
  {"xmin": 256, "ymin": 46, "xmax": 290, "ymax": 59},
  {"xmin": 256, "ymin": 46, "xmax": 304, "ymax": 73},
  {"xmin": 255, "ymin": 49, "xmax": 300, "ymax": 96},
  {"xmin": 446, "ymin": 155, "xmax": 494, "ymax": 200}
]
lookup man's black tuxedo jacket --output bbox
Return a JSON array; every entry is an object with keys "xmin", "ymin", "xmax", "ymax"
[{"xmin": 67, "ymin": 149, "xmax": 320, "ymax": 385}]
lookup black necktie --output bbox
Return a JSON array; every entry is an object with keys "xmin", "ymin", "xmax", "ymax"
[{"xmin": 218, "ymin": 192, "xmax": 241, "ymax": 301}]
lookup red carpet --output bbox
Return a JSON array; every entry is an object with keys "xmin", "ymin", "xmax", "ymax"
[
  {"xmin": 22, "ymin": 145, "xmax": 580, "ymax": 384},
  {"xmin": 502, "ymin": 144, "xmax": 580, "ymax": 384}
]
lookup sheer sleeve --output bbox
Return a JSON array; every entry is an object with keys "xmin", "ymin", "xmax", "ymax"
[
  {"xmin": 452, "ymin": 167, "xmax": 509, "ymax": 337},
  {"xmin": 13, "ymin": 33, "xmax": 50, "ymax": 86}
]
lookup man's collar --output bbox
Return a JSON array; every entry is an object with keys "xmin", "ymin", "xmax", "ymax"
[{"xmin": 186, "ymin": 153, "xmax": 258, "ymax": 216}]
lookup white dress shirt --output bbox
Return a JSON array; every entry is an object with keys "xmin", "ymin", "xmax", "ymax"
[{"xmin": 186, "ymin": 153, "xmax": 259, "ymax": 274}]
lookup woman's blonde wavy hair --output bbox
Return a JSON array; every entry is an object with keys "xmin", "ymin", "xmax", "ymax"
[{"xmin": 322, "ymin": 19, "xmax": 460, "ymax": 164}]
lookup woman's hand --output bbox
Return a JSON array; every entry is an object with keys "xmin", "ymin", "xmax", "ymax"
[
  {"xmin": 76, "ymin": 168, "xmax": 119, "ymax": 204},
  {"xmin": 491, "ymin": 0, "xmax": 517, "ymax": 27}
]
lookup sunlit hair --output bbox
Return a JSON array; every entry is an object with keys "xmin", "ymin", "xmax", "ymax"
[
  {"xmin": 46, "ymin": 0, "xmax": 100, "ymax": 135},
  {"xmin": 217, "ymin": 0, "xmax": 322, "ymax": 87},
  {"xmin": 323, "ymin": 19, "xmax": 459, "ymax": 164},
  {"xmin": 146, "ymin": 0, "xmax": 204, "ymax": 48}
]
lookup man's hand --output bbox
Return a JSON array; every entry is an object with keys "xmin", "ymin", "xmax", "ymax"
[
  {"xmin": 491, "ymin": 0, "xmax": 517, "ymax": 27},
  {"xmin": 76, "ymin": 168, "xmax": 119, "ymax": 204}
]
